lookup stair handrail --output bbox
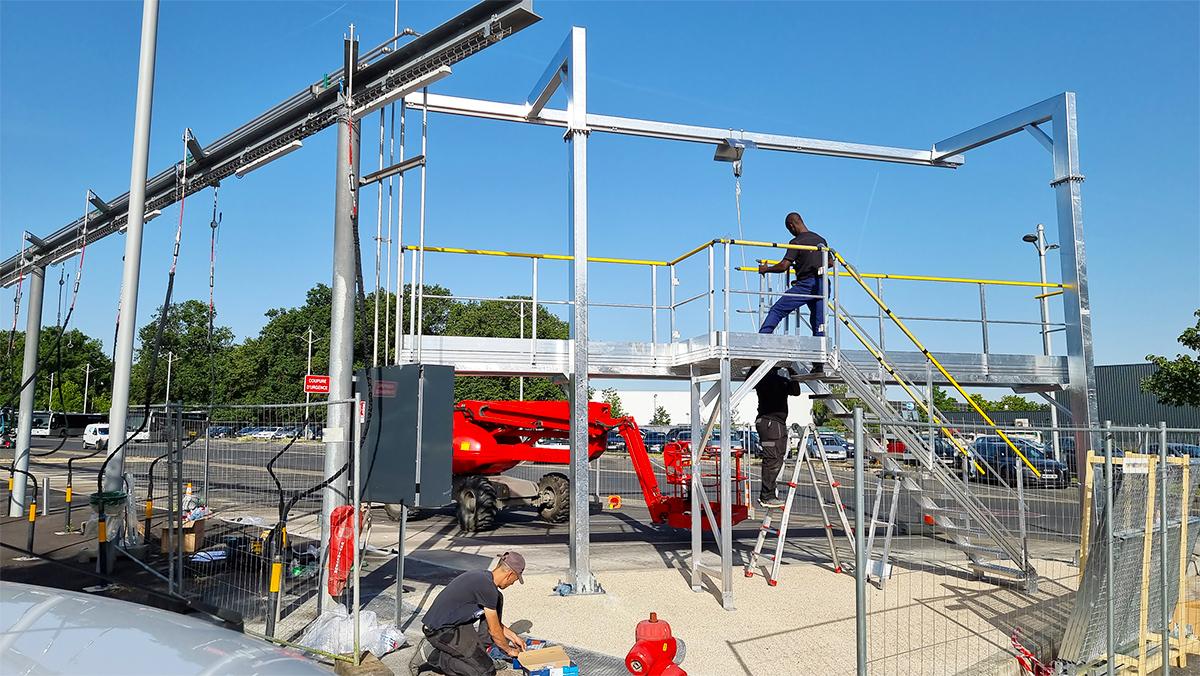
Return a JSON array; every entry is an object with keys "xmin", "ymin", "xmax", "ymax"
[{"xmin": 829, "ymin": 250, "xmax": 1045, "ymax": 478}]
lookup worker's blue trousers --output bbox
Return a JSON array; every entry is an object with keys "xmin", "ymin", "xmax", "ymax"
[{"xmin": 758, "ymin": 276, "xmax": 825, "ymax": 336}]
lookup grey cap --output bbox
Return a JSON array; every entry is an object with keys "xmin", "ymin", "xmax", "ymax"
[{"xmin": 498, "ymin": 551, "xmax": 525, "ymax": 583}]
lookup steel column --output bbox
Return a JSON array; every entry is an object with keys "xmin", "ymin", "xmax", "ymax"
[
  {"xmin": 853, "ymin": 407, "xmax": 866, "ymax": 675},
  {"xmin": 563, "ymin": 26, "xmax": 597, "ymax": 594},
  {"xmin": 106, "ymin": 0, "xmax": 160, "ymax": 492},
  {"xmin": 9, "ymin": 265, "xmax": 44, "ymax": 516},
  {"xmin": 688, "ymin": 370, "xmax": 702, "ymax": 591},
  {"xmin": 1034, "ymin": 223, "xmax": 1063, "ymax": 462},
  {"xmin": 718, "ymin": 356, "xmax": 734, "ymax": 610},
  {"xmin": 323, "ymin": 36, "xmax": 361, "ymax": 603},
  {"xmin": 1050, "ymin": 93, "xmax": 1099, "ymax": 474}
]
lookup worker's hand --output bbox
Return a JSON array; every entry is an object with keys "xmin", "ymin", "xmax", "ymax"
[
  {"xmin": 757, "ymin": 263, "xmax": 770, "ymax": 274},
  {"xmin": 503, "ymin": 627, "xmax": 525, "ymax": 655}
]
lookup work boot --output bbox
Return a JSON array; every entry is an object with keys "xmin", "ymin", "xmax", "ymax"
[{"xmin": 758, "ymin": 492, "xmax": 785, "ymax": 508}]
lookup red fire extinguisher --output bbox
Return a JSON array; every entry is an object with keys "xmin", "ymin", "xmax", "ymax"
[{"xmin": 326, "ymin": 505, "xmax": 364, "ymax": 597}]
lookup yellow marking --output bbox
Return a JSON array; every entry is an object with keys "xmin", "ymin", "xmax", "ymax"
[
  {"xmin": 833, "ymin": 250, "xmax": 1041, "ymax": 477},
  {"xmin": 145, "ymin": 500, "xmax": 154, "ymax": 518},
  {"xmin": 6, "ymin": 476, "xmax": 11, "ymax": 491},
  {"xmin": 28, "ymin": 504, "xmax": 36, "ymax": 522},
  {"xmin": 738, "ymin": 264, "xmax": 1065, "ymax": 289},
  {"xmin": 269, "ymin": 562, "xmax": 283, "ymax": 593},
  {"xmin": 668, "ymin": 240, "xmax": 720, "ymax": 266},
  {"xmin": 97, "ymin": 520, "xmax": 107, "ymax": 543},
  {"xmin": 1034, "ymin": 289, "xmax": 1064, "ymax": 299},
  {"xmin": 65, "ymin": 486, "xmax": 72, "ymax": 502}
]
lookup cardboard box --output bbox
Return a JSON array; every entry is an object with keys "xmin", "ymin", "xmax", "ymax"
[
  {"xmin": 158, "ymin": 519, "xmax": 207, "ymax": 554},
  {"xmin": 517, "ymin": 645, "xmax": 575, "ymax": 675}
]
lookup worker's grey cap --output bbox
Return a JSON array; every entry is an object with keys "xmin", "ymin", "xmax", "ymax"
[{"xmin": 498, "ymin": 551, "xmax": 525, "ymax": 583}]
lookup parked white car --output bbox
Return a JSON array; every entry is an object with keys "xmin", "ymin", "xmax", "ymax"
[
  {"xmin": 82, "ymin": 423, "xmax": 109, "ymax": 450},
  {"xmin": 806, "ymin": 433, "xmax": 849, "ymax": 461},
  {"xmin": 252, "ymin": 427, "xmax": 282, "ymax": 439}
]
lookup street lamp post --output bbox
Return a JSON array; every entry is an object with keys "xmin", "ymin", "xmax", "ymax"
[
  {"xmin": 164, "ymin": 351, "xmax": 175, "ymax": 405},
  {"xmin": 83, "ymin": 363, "xmax": 91, "ymax": 413},
  {"xmin": 1023, "ymin": 224, "xmax": 1061, "ymax": 462}
]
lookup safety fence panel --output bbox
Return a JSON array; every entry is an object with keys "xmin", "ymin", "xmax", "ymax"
[
  {"xmin": 122, "ymin": 400, "xmax": 356, "ymax": 656},
  {"xmin": 853, "ymin": 421, "xmax": 1200, "ymax": 675}
]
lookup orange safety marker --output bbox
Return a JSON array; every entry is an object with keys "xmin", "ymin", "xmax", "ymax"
[{"xmin": 606, "ymin": 495, "xmax": 622, "ymax": 510}]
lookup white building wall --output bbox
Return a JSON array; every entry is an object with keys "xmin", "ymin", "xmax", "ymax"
[{"xmin": 594, "ymin": 387, "xmax": 813, "ymax": 431}]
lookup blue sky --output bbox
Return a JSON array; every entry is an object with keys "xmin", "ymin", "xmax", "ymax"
[{"xmin": 2, "ymin": 1, "xmax": 1198, "ymax": 379}]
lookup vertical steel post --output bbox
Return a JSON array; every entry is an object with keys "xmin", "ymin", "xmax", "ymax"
[
  {"xmin": 718, "ymin": 357, "xmax": 734, "ymax": 610},
  {"xmin": 106, "ymin": 0, "xmax": 160, "ymax": 492},
  {"xmin": 1158, "ymin": 421, "xmax": 1170, "ymax": 676},
  {"xmin": 323, "ymin": 30, "xmax": 360, "ymax": 605},
  {"xmin": 978, "ymin": 284, "xmax": 990, "ymax": 364},
  {"xmin": 688, "ymin": 370, "xmax": 702, "ymax": 591},
  {"xmin": 564, "ymin": 26, "xmax": 596, "ymax": 594},
  {"xmin": 1103, "ymin": 420, "xmax": 1114, "ymax": 676},
  {"xmin": 531, "ymin": 258, "xmax": 538, "ymax": 364},
  {"xmin": 83, "ymin": 363, "xmax": 91, "ymax": 413},
  {"xmin": 414, "ymin": 90, "xmax": 429, "ymax": 363},
  {"xmin": 393, "ymin": 102, "xmax": 407, "ymax": 361},
  {"xmin": 669, "ymin": 265, "xmax": 677, "ymax": 342},
  {"xmin": 875, "ymin": 279, "xmax": 886, "ymax": 400},
  {"xmin": 1050, "ymin": 94, "xmax": 1100, "ymax": 475},
  {"xmin": 352, "ymin": 391, "xmax": 362, "ymax": 666},
  {"xmin": 650, "ymin": 265, "xmax": 657, "ymax": 349},
  {"xmin": 853, "ymin": 407, "xmax": 866, "ymax": 676},
  {"xmin": 10, "ymin": 265, "xmax": 44, "ymax": 516},
  {"xmin": 40, "ymin": 477, "xmax": 48, "ymax": 516},
  {"xmin": 707, "ymin": 246, "xmax": 715, "ymax": 343},
  {"xmin": 1015, "ymin": 448, "xmax": 1029, "ymax": 574},
  {"xmin": 832, "ymin": 258, "xmax": 841, "ymax": 368},
  {"xmin": 723, "ymin": 243, "xmax": 730, "ymax": 335}
]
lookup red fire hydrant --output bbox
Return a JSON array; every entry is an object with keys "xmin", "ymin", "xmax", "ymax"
[{"xmin": 625, "ymin": 612, "xmax": 686, "ymax": 676}]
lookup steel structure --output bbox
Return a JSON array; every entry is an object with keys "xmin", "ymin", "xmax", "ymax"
[{"xmin": 388, "ymin": 26, "xmax": 1097, "ymax": 607}]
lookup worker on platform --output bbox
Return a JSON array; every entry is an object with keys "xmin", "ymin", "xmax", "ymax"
[
  {"xmin": 755, "ymin": 366, "xmax": 802, "ymax": 508},
  {"xmin": 414, "ymin": 551, "xmax": 527, "ymax": 675},
  {"xmin": 757, "ymin": 212, "xmax": 831, "ymax": 373}
]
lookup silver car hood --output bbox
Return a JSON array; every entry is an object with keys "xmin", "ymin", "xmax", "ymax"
[{"xmin": 0, "ymin": 582, "xmax": 329, "ymax": 675}]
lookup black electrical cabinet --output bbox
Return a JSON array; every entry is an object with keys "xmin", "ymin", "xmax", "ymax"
[{"xmin": 354, "ymin": 364, "xmax": 454, "ymax": 508}]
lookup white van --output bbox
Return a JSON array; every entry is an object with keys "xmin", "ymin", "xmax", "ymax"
[{"xmin": 82, "ymin": 424, "xmax": 109, "ymax": 450}]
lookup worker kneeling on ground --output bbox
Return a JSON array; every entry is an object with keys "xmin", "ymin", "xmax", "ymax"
[{"xmin": 415, "ymin": 551, "xmax": 527, "ymax": 675}]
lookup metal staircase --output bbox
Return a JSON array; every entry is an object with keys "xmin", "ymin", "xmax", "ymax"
[{"xmin": 794, "ymin": 296, "xmax": 1038, "ymax": 590}]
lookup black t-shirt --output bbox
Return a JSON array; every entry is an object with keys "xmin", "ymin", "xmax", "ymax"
[
  {"xmin": 422, "ymin": 569, "xmax": 502, "ymax": 630},
  {"xmin": 755, "ymin": 371, "xmax": 801, "ymax": 421},
  {"xmin": 782, "ymin": 231, "xmax": 828, "ymax": 280}
]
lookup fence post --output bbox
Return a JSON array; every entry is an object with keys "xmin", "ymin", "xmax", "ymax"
[
  {"xmin": 352, "ymin": 391, "xmax": 362, "ymax": 666},
  {"xmin": 1158, "ymin": 421, "xmax": 1170, "ymax": 675},
  {"xmin": 40, "ymin": 477, "xmax": 49, "ymax": 517},
  {"xmin": 853, "ymin": 407, "xmax": 866, "ymax": 676},
  {"xmin": 1103, "ymin": 420, "xmax": 1115, "ymax": 676},
  {"xmin": 669, "ymin": 264, "xmax": 677, "ymax": 342},
  {"xmin": 708, "ymin": 246, "xmax": 715, "ymax": 344}
]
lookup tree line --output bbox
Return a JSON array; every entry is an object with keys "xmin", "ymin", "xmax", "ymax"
[{"xmin": 3, "ymin": 283, "xmax": 569, "ymax": 412}]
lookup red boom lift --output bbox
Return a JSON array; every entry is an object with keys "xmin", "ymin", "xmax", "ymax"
[{"xmin": 387, "ymin": 400, "xmax": 748, "ymax": 532}]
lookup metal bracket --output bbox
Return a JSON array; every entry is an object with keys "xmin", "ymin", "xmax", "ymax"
[{"xmin": 1050, "ymin": 174, "xmax": 1085, "ymax": 187}]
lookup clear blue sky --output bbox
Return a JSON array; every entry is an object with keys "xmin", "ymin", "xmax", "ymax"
[{"xmin": 2, "ymin": 1, "xmax": 1198, "ymax": 375}]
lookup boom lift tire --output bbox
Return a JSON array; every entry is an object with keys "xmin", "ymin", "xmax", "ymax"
[
  {"xmin": 455, "ymin": 475, "xmax": 498, "ymax": 533},
  {"xmin": 536, "ymin": 472, "xmax": 570, "ymax": 524}
]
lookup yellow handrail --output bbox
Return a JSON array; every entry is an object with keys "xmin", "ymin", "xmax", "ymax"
[
  {"xmin": 1034, "ymin": 289, "xmax": 1064, "ymax": 299},
  {"xmin": 739, "ymin": 262, "xmax": 1066, "ymax": 289},
  {"xmin": 833, "ymin": 307, "xmax": 985, "ymax": 475},
  {"xmin": 831, "ymin": 250, "xmax": 1042, "ymax": 477}
]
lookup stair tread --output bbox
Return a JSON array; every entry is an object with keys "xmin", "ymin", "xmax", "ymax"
[{"xmin": 968, "ymin": 561, "xmax": 1029, "ymax": 579}]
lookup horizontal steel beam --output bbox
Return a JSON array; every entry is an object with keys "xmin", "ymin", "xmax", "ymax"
[
  {"xmin": 933, "ymin": 94, "xmax": 1062, "ymax": 161},
  {"xmin": 405, "ymin": 92, "xmax": 967, "ymax": 167},
  {"xmin": 0, "ymin": 0, "xmax": 541, "ymax": 287}
]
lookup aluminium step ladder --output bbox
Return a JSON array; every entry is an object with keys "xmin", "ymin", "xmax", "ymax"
[{"xmin": 744, "ymin": 425, "xmax": 856, "ymax": 586}]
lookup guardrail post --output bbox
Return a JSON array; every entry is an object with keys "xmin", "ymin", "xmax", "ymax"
[
  {"xmin": 723, "ymin": 242, "xmax": 731, "ymax": 335},
  {"xmin": 853, "ymin": 407, "xmax": 866, "ymax": 676},
  {"xmin": 1157, "ymin": 421, "xmax": 1170, "ymax": 675},
  {"xmin": 531, "ymin": 258, "xmax": 538, "ymax": 365},
  {"xmin": 669, "ymin": 264, "xmax": 677, "ymax": 342},
  {"xmin": 707, "ymin": 245, "xmax": 715, "ymax": 343},
  {"xmin": 1103, "ymin": 420, "xmax": 1115, "ymax": 675},
  {"xmin": 978, "ymin": 283, "xmax": 990, "ymax": 362},
  {"xmin": 650, "ymin": 265, "xmax": 658, "ymax": 350}
]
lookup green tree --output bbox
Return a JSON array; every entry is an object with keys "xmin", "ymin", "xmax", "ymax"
[
  {"xmin": 446, "ymin": 296, "xmax": 568, "ymax": 402},
  {"xmin": 1142, "ymin": 309, "xmax": 1200, "ymax": 407},
  {"xmin": 994, "ymin": 394, "xmax": 1047, "ymax": 412},
  {"xmin": 600, "ymin": 387, "xmax": 626, "ymax": 418},
  {"xmin": 4, "ymin": 327, "xmax": 113, "ymax": 412},
  {"xmin": 650, "ymin": 405, "xmax": 671, "ymax": 426},
  {"xmin": 132, "ymin": 300, "xmax": 236, "ymax": 406}
]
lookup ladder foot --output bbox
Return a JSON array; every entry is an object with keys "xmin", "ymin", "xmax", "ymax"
[
  {"xmin": 834, "ymin": 566, "xmax": 842, "ymax": 574},
  {"xmin": 744, "ymin": 570, "xmax": 753, "ymax": 578},
  {"xmin": 767, "ymin": 579, "xmax": 778, "ymax": 587}
]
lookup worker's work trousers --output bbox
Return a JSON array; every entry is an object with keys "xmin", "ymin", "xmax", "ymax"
[
  {"xmin": 759, "ymin": 276, "xmax": 825, "ymax": 336},
  {"xmin": 756, "ymin": 416, "xmax": 789, "ymax": 498},
  {"xmin": 424, "ymin": 622, "xmax": 496, "ymax": 676}
]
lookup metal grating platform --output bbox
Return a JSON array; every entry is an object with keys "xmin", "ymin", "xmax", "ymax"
[{"xmin": 398, "ymin": 331, "xmax": 1069, "ymax": 386}]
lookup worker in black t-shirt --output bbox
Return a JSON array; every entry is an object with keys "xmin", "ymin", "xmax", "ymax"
[
  {"xmin": 414, "ymin": 551, "xmax": 527, "ymax": 675},
  {"xmin": 754, "ymin": 367, "xmax": 802, "ymax": 507},
  {"xmin": 758, "ymin": 212, "xmax": 831, "ymax": 371}
]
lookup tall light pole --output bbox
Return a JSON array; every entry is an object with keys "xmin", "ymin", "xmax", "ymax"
[
  {"xmin": 83, "ymin": 363, "xmax": 91, "ymax": 413},
  {"xmin": 304, "ymin": 326, "xmax": 314, "ymax": 419},
  {"xmin": 1023, "ymin": 224, "xmax": 1061, "ymax": 462}
]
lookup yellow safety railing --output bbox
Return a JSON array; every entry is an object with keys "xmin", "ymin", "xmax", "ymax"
[
  {"xmin": 829, "ymin": 249, "xmax": 1043, "ymax": 477},
  {"xmin": 405, "ymin": 237, "xmax": 1056, "ymax": 475}
]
